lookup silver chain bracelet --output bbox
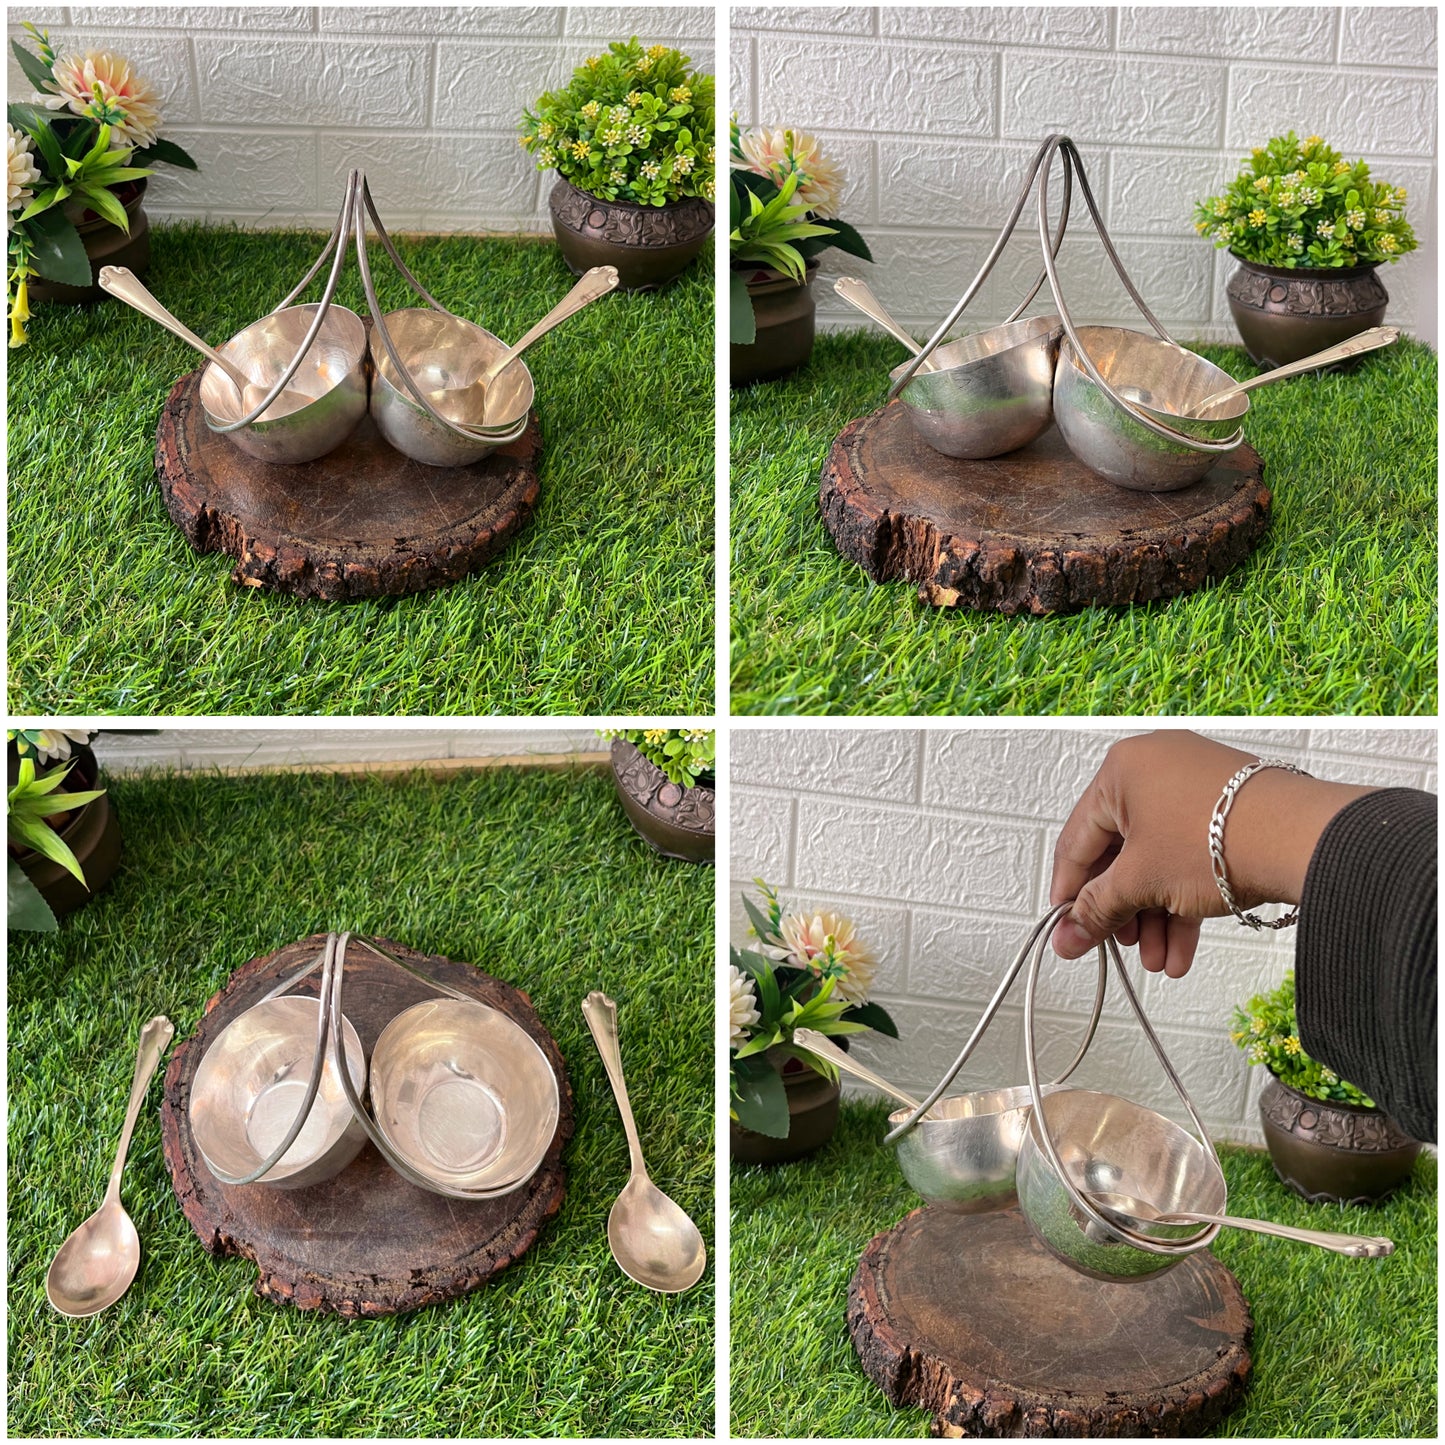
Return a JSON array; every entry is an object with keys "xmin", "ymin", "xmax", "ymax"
[{"xmin": 1208, "ymin": 759, "xmax": 1311, "ymax": 930}]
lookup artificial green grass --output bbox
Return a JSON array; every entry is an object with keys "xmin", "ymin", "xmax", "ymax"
[
  {"xmin": 9, "ymin": 224, "xmax": 714, "ymax": 716},
  {"xmin": 730, "ymin": 331, "xmax": 1437, "ymax": 715},
  {"xmin": 730, "ymin": 1100, "xmax": 1436, "ymax": 1438},
  {"xmin": 8, "ymin": 763, "xmax": 714, "ymax": 1438}
]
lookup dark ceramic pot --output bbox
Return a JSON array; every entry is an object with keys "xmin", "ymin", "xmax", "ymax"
[
  {"xmin": 608, "ymin": 740, "xmax": 715, "ymax": 863},
  {"xmin": 29, "ymin": 180, "xmax": 150, "ymax": 305},
  {"xmin": 730, "ymin": 261, "xmax": 817, "ymax": 386},
  {"xmin": 730, "ymin": 1051, "xmax": 842, "ymax": 1165},
  {"xmin": 548, "ymin": 179, "xmax": 712, "ymax": 292},
  {"xmin": 1258, "ymin": 1074, "xmax": 1421, "ymax": 1205},
  {"xmin": 8, "ymin": 743, "xmax": 122, "ymax": 919},
  {"xmin": 1225, "ymin": 256, "xmax": 1388, "ymax": 368}
]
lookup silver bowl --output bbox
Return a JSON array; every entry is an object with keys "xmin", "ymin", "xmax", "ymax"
[
  {"xmin": 891, "ymin": 314, "xmax": 1063, "ymax": 459},
  {"xmin": 189, "ymin": 995, "xmax": 368, "ymax": 1188},
  {"xmin": 1015, "ymin": 1088, "xmax": 1225, "ymax": 1281},
  {"xmin": 370, "ymin": 998, "xmax": 559, "ymax": 1197},
  {"xmin": 1052, "ymin": 326, "xmax": 1249, "ymax": 491},
  {"xmin": 890, "ymin": 1083, "xmax": 1059, "ymax": 1214},
  {"xmin": 370, "ymin": 308, "xmax": 531, "ymax": 467},
  {"xmin": 199, "ymin": 303, "xmax": 369, "ymax": 465}
]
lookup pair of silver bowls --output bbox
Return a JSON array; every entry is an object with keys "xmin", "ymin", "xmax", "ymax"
[
  {"xmin": 892, "ymin": 318, "xmax": 1247, "ymax": 491},
  {"xmin": 199, "ymin": 305, "xmax": 532, "ymax": 468},
  {"xmin": 189, "ymin": 992, "xmax": 559, "ymax": 1199},
  {"xmin": 891, "ymin": 1085, "xmax": 1224, "ymax": 1282}
]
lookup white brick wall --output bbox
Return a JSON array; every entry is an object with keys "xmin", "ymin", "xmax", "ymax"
[
  {"xmin": 8, "ymin": 6, "xmax": 715, "ymax": 231},
  {"xmin": 733, "ymin": 5, "xmax": 1438, "ymax": 346},
  {"xmin": 91, "ymin": 726, "xmax": 599, "ymax": 769},
  {"xmin": 731, "ymin": 725, "xmax": 1436, "ymax": 1145}
]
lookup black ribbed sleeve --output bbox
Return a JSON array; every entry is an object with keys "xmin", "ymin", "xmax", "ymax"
[{"xmin": 1295, "ymin": 787, "xmax": 1436, "ymax": 1143}]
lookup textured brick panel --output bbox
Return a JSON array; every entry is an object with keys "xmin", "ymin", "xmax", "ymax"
[
  {"xmin": 795, "ymin": 798, "xmax": 1042, "ymax": 915},
  {"xmin": 850, "ymin": 997, "xmax": 1023, "ymax": 1102},
  {"xmin": 731, "ymin": 786, "xmax": 796, "ymax": 889},
  {"xmin": 434, "ymin": 40, "xmax": 570, "ymax": 129},
  {"xmin": 880, "ymin": 5, "xmax": 1110, "ymax": 49},
  {"xmin": 1136, "ymin": 938, "xmax": 1289, "ymax": 1033},
  {"xmin": 1303, "ymin": 753, "xmax": 1432, "ymax": 793},
  {"xmin": 320, "ymin": 7, "xmax": 564, "ymax": 35},
  {"xmin": 732, "ymin": 728, "xmax": 921, "ymax": 802},
  {"xmin": 70, "ymin": 5, "xmax": 312, "ymax": 29},
  {"xmin": 730, "ymin": 34, "xmax": 755, "ymax": 125},
  {"xmin": 1003, "ymin": 53, "xmax": 1228, "ymax": 148},
  {"xmin": 1227, "ymin": 66, "xmax": 1436, "ymax": 155},
  {"xmin": 1341, "ymin": 6, "xmax": 1438, "ymax": 70},
  {"xmin": 195, "ymin": 38, "xmax": 428, "ymax": 128},
  {"xmin": 737, "ymin": 5, "xmax": 873, "ymax": 34},
  {"xmin": 563, "ymin": 6, "xmax": 714, "ymax": 42},
  {"xmin": 757, "ymin": 38, "xmax": 995, "ymax": 137},
  {"xmin": 1109, "ymin": 148, "xmax": 1245, "ymax": 235},
  {"xmin": 148, "ymin": 129, "xmax": 318, "ymax": 215},
  {"xmin": 319, "ymin": 131, "xmax": 540, "ymax": 230},
  {"xmin": 1117, "ymin": 5, "xmax": 1337, "ymax": 63},
  {"xmin": 1308, "ymin": 727, "xmax": 1437, "ymax": 764},
  {"xmin": 816, "ymin": 228, "xmax": 996, "ymax": 331}
]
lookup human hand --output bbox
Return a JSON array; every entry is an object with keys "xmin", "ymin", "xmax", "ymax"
[{"xmin": 1050, "ymin": 732, "xmax": 1373, "ymax": 976}]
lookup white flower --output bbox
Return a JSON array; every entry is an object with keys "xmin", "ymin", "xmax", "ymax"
[
  {"xmin": 736, "ymin": 124, "xmax": 845, "ymax": 218},
  {"xmin": 760, "ymin": 911, "xmax": 878, "ymax": 1004},
  {"xmin": 46, "ymin": 49, "xmax": 163, "ymax": 148},
  {"xmin": 729, "ymin": 965, "xmax": 760, "ymax": 1048},
  {"xmin": 28, "ymin": 728, "xmax": 92, "ymax": 764},
  {"xmin": 7, "ymin": 125, "xmax": 41, "ymax": 230}
]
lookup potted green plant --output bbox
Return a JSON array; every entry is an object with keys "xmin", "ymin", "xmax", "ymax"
[
  {"xmin": 1232, "ymin": 970, "xmax": 1421, "ymax": 1204},
  {"xmin": 520, "ymin": 38, "xmax": 714, "ymax": 291},
  {"xmin": 8, "ymin": 21, "xmax": 198, "ymax": 345},
  {"xmin": 729, "ymin": 119, "xmax": 872, "ymax": 386},
  {"xmin": 731, "ymin": 880, "xmax": 898, "ymax": 1163},
  {"xmin": 1195, "ymin": 131, "xmax": 1416, "ymax": 367},
  {"xmin": 602, "ymin": 727, "xmax": 715, "ymax": 862},
  {"xmin": 8, "ymin": 729, "xmax": 121, "ymax": 929}
]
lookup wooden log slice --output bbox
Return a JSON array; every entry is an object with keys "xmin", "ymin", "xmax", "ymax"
[
  {"xmin": 819, "ymin": 403, "xmax": 1270, "ymax": 615},
  {"xmin": 847, "ymin": 1207, "xmax": 1252, "ymax": 1438},
  {"xmin": 155, "ymin": 367, "xmax": 542, "ymax": 601},
  {"xmin": 160, "ymin": 934, "xmax": 573, "ymax": 1318}
]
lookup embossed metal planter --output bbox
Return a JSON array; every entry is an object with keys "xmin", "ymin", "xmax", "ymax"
[
  {"xmin": 1226, "ymin": 257, "xmax": 1389, "ymax": 369},
  {"xmin": 608, "ymin": 740, "xmax": 715, "ymax": 863},
  {"xmin": 549, "ymin": 180, "xmax": 712, "ymax": 291},
  {"xmin": 30, "ymin": 179, "xmax": 150, "ymax": 305},
  {"xmin": 1259, "ymin": 1074, "xmax": 1421, "ymax": 1205}
]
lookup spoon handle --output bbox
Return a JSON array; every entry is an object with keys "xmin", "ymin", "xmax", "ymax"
[
  {"xmin": 582, "ymin": 991, "xmax": 648, "ymax": 1179},
  {"xmin": 1196, "ymin": 325, "xmax": 1400, "ymax": 411},
  {"xmin": 482, "ymin": 265, "xmax": 620, "ymax": 387},
  {"xmin": 792, "ymin": 1028, "xmax": 922, "ymax": 1110},
  {"xmin": 99, "ymin": 266, "xmax": 253, "ymax": 395},
  {"xmin": 103, "ymin": 1016, "xmax": 175, "ymax": 1207},
  {"xmin": 833, "ymin": 277, "xmax": 925, "ymax": 357},
  {"xmin": 1162, "ymin": 1209, "xmax": 1394, "ymax": 1258}
]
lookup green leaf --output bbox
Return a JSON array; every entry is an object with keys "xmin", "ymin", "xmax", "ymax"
[
  {"xmin": 841, "ymin": 1000, "xmax": 899, "ymax": 1038},
  {"xmin": 133, "ymin": 136, "xmax": 198, "ymax": 170},
  {"xmin": 7, "ymin": 811, "xmax": 87, "ymax": 883},
  {"xmin": 740, "ymin": 890, "xmax": 777, "ymax": 944},
  {"xmin": 22, "ymin": 206, "xmax": 90, "ymax": 286},
  {"xmin": 8, "ymin": 860, "xmax": 57, "ymax": 932},
  {"xmin": 815, "ymin": 217, "xmax": 873, "ymax": 262},
  {"xmin": 72, "ymin": 183, "xmax": 130, "ymax": 233},
  {"xmin": 731, "ymin": 1054, "xmax": 789, "ymax": 1137},
  {"xmin": 10, "ymin": 38, "xmax": 56, "ymax": 95}
]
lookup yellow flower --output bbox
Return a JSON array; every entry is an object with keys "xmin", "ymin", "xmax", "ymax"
[
  {"xmin": 1252, "ymin": 175, "xmax": 1271, "ymax": 192},
  {"xmin": 1283, "ymin": 1035, "xmax": 1303, "ymax": 1055},
  {"xmin": 643, "ymin": 727, "xmax": 667, "ymax": 743},
  {"xmin": 647, "ymin": 44, "xmax": 667, "ymax": 59},
  {"xmin": 9, "ymin": 273, "xmax": 30, "ymax": 348},
  {"xmin": 570, "ymin": 139, "xmax": 590, "ymax": 159},
  {"xmin": 635, "ymin": 54, "xmax": 653, "ymax": 72},
  {"xmin": 668, "ymin": 85, "xmax": 691, "ymax": 103},
  {"xmin": 581, "ymin": 100, "xmax": 601, "ymax": 121},
  {"xmin": 1378, "ymin": 233, "xmax": 1398, "ymax": 252},
  {"xmin": 1395, "ymin": 186, "xmax": 1408, "ymax": 201},
  {"xmin": 1248, "ymin": 208, "xmax": 1267, "ymax": 226},
  {"xmin": 626, "ymin": 90, "xmax": 644, "ymax": 105},
  {"xmin": 1304, "ymin": 134, "xmax": 1323, "ymax": 148},
  {"xmin": 1332, "ymin": 160, "xmax": 1350, "ymax": 174}
]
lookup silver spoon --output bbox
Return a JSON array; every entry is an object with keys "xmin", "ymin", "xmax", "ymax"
[
  {"xmin": 834, "ymin": 276, "xmax": 938, "ymax": 368},
  {"xmin": 430, "ymin": 265, "xmax": 621, "ymax": 431},
  {"xmin": 1189, "ymin": 325, "xmax": 1400, "ymax": 415},
  {"xmin": 46, "ymin": 1015, "xmax": 175, "ymax": 1317},
  {"xmin": 99, "ymin": 266, "xmax": 309, "ymax": 419},
  {"xmin": 582, "ymin": 991, "xmax": 706, "ymax": 1293},
  {"xmin": 792, "ymin": 1027, "xmax": 925, "ymax": 1111},
  {"xmin": 1089, "ymin": 1189, "xmax": 1395, "ymax": 1258}
]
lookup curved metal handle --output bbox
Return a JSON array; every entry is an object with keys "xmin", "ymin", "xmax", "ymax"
[
  {"xmin": 99, "ymin": 267, "xmax": 252, "ymax": 395},
  {"xmin": 103, "ymin": 1015, "xmax": 174, "ymax": 1205},
  {"xmin": 479, "ymin": 266, "xmax": 619, "ymax": 391},
  {"xmin": 583, "ymin": 992, "xmax": 649, "ymax": 1180},
  {"xmin": 792, "ymin": 1028, "xmax": 921, "ymax": 1110},
  {"xmin": 883, "ymin": 901, "xmax": 1107, "ymax": 1145},
  {"xmin": 1023, "ymin": 919, "xmax": 1222, "ymax": 1258},
  {"xmin": 1192, "ymin": 326, "xmax": 1400, "ymax": 413},
  {"xmin": 1035, "ymin": 136, "xmax": 1243, "ymax": 455},
  {"xmin": 833, "ymin": 277, "xmax": 925, "ymax": 358},
  {"xmin": 1160, "ymin": 1210, "xmax": 1394, "ymax": 1257}
]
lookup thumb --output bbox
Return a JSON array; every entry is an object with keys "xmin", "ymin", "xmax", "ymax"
[{"xmin": 1053, "ymin": 856, "xmax": 1143, "ymax": 958}]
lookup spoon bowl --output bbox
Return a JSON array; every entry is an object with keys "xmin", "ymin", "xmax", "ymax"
[
  {"xmin": 607, "ymin": 1173, "xmax": 707, "ymax": 1294},
  {"xmin": 46, "ymin": 1016, "xmax": 174, "ymax": 1318}
]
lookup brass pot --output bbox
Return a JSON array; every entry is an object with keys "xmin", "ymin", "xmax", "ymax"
[
  {"xmin": 1259, "ymin": 1074, "xmax": 1421, "ymax": 1205},
  {"xmin": 1226, "ymin": 256, "xmax": 1389, "ymax": 368},
  {"xmin": 608, "ymin": 740, "xmax": 714, "ymax": 863},
  {"xmin": 29, "ymin": 179, "xmax": 150, "ymax": 305},
  {"xmin": 548, "ymin": 179, "xmax": 712, "ymax": 292},
  {"xmin": 730, "ymin": 261, "xmax": 817, "ymax": 387}
]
